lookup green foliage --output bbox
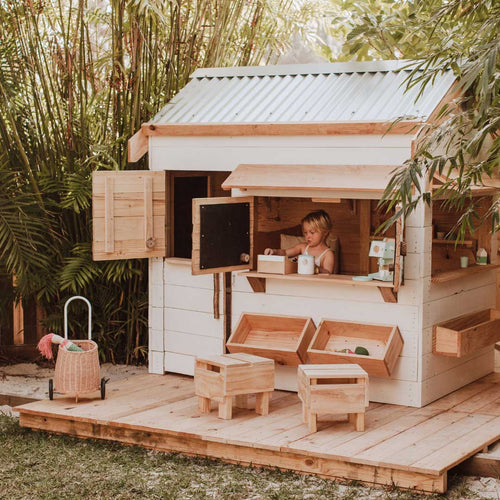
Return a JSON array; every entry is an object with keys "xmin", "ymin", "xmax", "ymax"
[
  {"xmin": 380, "ymin": 1, "xmax": 500, "ymax": 236},
  {"xmin": 0, "ymin": 0, "xmax": 296, "ymax": 363},
  {"xmin": 324, "ymin": 0, "xmax": 499, "ymax": 237}
]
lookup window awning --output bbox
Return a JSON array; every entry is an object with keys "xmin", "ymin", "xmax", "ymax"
[
  {"xmin": 221, "ymin": 164, "xmax": 397, "ymax": 200},
  {"xmin": 222, "ymin": 164, "xmax": 499, "ymax": 200}
]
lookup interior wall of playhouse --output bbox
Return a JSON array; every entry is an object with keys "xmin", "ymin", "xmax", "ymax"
[{"xmin": 147, "ymin": 133, "xmax": 497, "ymax": 408}]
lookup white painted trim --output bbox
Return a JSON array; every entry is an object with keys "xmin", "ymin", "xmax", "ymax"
[{"xmin": 149, "ymin": 350, "xmax": 164, "ymax": 375}]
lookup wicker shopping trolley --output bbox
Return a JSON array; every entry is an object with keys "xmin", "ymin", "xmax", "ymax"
[{"xmin": 47, "ymin": 296, "xmax": 107, "ymax": 403}]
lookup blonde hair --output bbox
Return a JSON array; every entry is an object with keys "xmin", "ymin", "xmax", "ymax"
[{"xmin": 301, "ymin": 210, "xmax": 332, "ymax": 233}]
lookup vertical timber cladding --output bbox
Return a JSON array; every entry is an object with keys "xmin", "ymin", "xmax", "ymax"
[
  {"xmin": 92, "ymin": 171, "xmax": 166, "ymax": 261},
  {"xmin": 200, "ymin": 202, "xmax": 250, "ymax": 270}
]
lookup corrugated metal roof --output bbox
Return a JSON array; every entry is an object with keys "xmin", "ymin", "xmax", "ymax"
[{"xmin": 153, "ymin": 60, "xmax": 455, "ymax": 124}]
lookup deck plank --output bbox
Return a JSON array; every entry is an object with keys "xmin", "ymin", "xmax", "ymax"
[
  {"xmin": 450, "ymin": 384, "xmax": 500, "ymax": 414},
  {"xmin": 388, "ymin": 414, "xmax": 495, "ymax": 470},
  {"xmin": 472, "ymin": 396, "xmax": 500, "ymax": 416},
  {"xmin": 287, "ymin": 404, "xmax": 420, "ymax": 456},
  {"xmin": 354, "ymin": 411, "xmax": 469, "ymax": 465},
  {"xmin": 198, "ymin": 395, "xmax": 302, "ymax": 447},
  {"xmin": 424, "ymin": 381, "xmax": 494, "ymax": 411},
  {"xmin": 412, "ymin": 416, "xmax": 500, "ymax": 474},
  {"xmin": 326, "ymin": 410, "xmax": 443, "ymax": 458}
]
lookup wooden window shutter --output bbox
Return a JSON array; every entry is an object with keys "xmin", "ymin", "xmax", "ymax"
[{"xmin": 92, "ymin": 171, "xmax": 166, "ymax": 260}]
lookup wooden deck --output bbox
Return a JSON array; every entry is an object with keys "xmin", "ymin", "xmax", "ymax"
[{"xmin": 14, "ymin": 371, "xmax": 500, "ymax": 494}]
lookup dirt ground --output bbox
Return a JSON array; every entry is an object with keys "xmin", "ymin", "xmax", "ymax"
[
  {"xmin": 0, "ymin": 362, "xmax": 147, "ymax": 415},
  {"xmin": 2, "ymin": 362, "xmax": 500, "ymax": 498}
]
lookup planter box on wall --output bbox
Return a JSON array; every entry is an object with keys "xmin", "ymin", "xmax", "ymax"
[
  {"xmin": 433, "ymin": 309, "xmax": 500, "ymax": 357},
  {"xmin": 227, "ymin": 313, "xmax": 316, "ymax": 366},
  {"xmin": 307, "ymin": 319, "xmax": 403, "ymax": 377}
]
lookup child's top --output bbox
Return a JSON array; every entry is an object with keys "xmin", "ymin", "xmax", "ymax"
[{"xmin": 304, "ymin": 245, "xmax": 331, "ymax": 267}]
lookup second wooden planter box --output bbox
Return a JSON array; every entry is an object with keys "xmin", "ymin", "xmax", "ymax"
[
  {"xmin": 433, "ymin": 309, "xmax": 500, "ymax": 357},
  {"xmin": 227, "ymin": 313, "xmax": 316, "ymax": 366},
  {"xmin": 307, "ymin": 319, "xmax": 403, "ymax": 378}
]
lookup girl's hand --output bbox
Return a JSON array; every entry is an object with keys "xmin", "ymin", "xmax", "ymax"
[{"xmin": 264, "ymin": 248, "xmax": 274, "ymax": 255}]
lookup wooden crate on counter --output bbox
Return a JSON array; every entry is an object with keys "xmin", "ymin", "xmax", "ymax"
[
  {"xmin": 257, "ymin": 255, "xmax": 297, "ymax": 275},
  {"xmin": 433, "ymin": 309, "xmax": 500, "ymax": 357},
  {"xmin": 227, "ymin": 313, "xmax": 316, "ymax": 366},
  {"xmin": 306, "ymin": 319, "xmax": 403, "ymax": 378}
]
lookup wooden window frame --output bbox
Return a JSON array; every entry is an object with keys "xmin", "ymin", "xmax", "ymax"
[{"xmin": 166, "ymin": 171, "xmax": 213, "ymax": 259}]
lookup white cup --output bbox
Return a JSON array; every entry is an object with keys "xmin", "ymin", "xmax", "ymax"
[
  {"xmin": 298, "ymin": 254, "xmax": 315, "ymax": 275},
  {"xmin": 460, "ymin": 256, "xmax": 468, "ymax": 268}
]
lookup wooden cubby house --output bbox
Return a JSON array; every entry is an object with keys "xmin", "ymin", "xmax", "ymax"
[{"xmin": 92, "ymin": 60, "xmax": 499, "ymax": 408}]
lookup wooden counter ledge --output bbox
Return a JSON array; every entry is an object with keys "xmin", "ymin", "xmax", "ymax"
[
  {"xmin": 431, "ymin": 264, "xmax": 499, "ymax": 284},
  {"xmin": 239, "ymin": 271, "xmax": 398, "ymax": 303}
]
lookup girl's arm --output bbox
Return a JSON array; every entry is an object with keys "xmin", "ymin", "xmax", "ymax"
[
  {"xmin": 318, "ymin": 250, "xmax": 334, "ymax": 274},
  {"xmin": 264, "ymin": 243, "xmax": 305, "ymax": 257}
]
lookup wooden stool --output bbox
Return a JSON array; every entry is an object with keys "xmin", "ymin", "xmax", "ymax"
[
  {"xmin": 298, "ymin": 364, "xmax": 369, "ymax": 433},
  {"xmin": 194, "ymin": 352, "xmax": 274, "ymax": 420}
]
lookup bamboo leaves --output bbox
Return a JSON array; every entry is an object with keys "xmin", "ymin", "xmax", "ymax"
[{"xmin": 0, "ymin": 0, "xmax": 296, "ymax": 362}]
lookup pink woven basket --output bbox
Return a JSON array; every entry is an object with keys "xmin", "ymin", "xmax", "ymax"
[{"xmin": 54, "ymin": 339, "xmax": 100, "ymax": 396}]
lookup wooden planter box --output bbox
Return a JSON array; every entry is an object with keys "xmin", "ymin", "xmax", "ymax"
[
  {"xmin": 227, "ymin": 313, "xmax": 316, "ymax": 366},
  {"xmin": 433, "ymin": 309, "xmax": 500, "ymax": 357},
  {"xmin": 306, "ymin": 319, "xmax": 403, "ymax": 378},
  {"xmin": 257, "ymin": 255, "xmax": 297, "ymax": 275}
]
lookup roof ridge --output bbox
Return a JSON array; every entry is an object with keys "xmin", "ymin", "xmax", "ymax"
[{"xmin": 190, "ymin": 60, "xmax": 421, "ymax": 79}]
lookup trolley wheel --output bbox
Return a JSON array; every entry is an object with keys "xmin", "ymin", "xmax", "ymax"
[
  {"xmin": 48, "ymin": 379, "xmax": 54, "ymax": 400},
  {"xmin": 100, "ymin": 377, "xmax": 107, "ymax": 400}
]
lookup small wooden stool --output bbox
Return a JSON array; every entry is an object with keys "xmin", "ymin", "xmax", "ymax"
[
  {"xmin": 298, "ymin": 364, "xmax": 369, "ymax": 433},
  {"xmin": 194, "ymin": 352, "xmax": 274, "ymax": 420}
]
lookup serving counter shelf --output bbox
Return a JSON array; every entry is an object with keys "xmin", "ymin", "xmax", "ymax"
[
  {"xmin": 431, "ymin": 264, "xmax": 499, "ymax": 284},
  {"xmin": 239, "ymin": 271, "xmax": 398, "ymax": 303}
]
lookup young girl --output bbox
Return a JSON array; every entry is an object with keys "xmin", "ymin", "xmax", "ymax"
[{"xmin": 264, "ymin": 210, "xmax": 335, "ymax": 274}]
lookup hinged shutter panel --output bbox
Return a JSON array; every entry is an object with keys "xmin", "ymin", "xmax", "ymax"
[
  {"xmin": 192, "ymin": 197, "xmax": 254, "ymax": 275},
  {"xmin": 92, "ymin": 171, "xmax": 166, "ymax": 260}
]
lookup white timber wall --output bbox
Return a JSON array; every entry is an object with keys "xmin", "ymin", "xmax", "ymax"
[
  {"xmin": 149, "ymin": 258, "xmax": 225, "ymax": 375},
  {"xmin": 148, "ymin": 132, "xmax": 429, "ymax": 406},
  {"xmin": 421, "ymin": 268, "xmax": 497, "ymax": 406},
  {"xmin": 405, "ymin": 198, "xmax": 498, "ymax": 407},
  {"xmin": 149, "ymin": 134, "xmax": 414, "ymax": 172}
]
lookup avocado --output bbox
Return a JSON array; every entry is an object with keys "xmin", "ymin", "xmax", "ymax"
[{"xmin": 354, "ymin": 346, "xmax": 370, "ymax": 356}]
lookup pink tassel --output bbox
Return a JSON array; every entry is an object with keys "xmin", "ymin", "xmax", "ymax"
[{"xmin": 37, "ymin": 333, "xmax": 55, "ymax": 360}]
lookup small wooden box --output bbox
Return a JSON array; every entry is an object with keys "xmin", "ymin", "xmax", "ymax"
[
  {"xmin": 227, "ymin": 313, "xmax": 316, "ymax": 366},
  {"xmin": 257, "ymin": 255, "xmax": 297, "ymax": 275},
  {"xmin": 298, "ymin": 364, "xmax": 369, "ymax": 432},
  {"xmin": 195, "ymin": 353, "xmax": 274, "ymax": 419},
  {"xmin": 433, "ymin": 309, "xmax": 500, "ymax": 357},
  {"xmin": 307, "ymin": 319, "xmax": 403, "ymax": 378}
]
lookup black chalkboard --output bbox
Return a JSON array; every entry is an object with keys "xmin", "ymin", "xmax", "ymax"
[{"xmin": 199, "ymin": 202, "xmax": 250, "ymax": 270}]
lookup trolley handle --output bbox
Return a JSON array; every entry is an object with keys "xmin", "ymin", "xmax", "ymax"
[{"xmin": 64, "ymin": 296, "xmax": 92, "ymax": 340}]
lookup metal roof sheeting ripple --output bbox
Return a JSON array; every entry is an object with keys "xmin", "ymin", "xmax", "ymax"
[{"xmin": 153, "ymin": 60, "xmax": 456, "ymax": 125}]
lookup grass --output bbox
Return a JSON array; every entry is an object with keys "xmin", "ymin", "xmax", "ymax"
[{"xmin": 0, "ymin": 413, "xmax": 486, "ymax": 499}]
